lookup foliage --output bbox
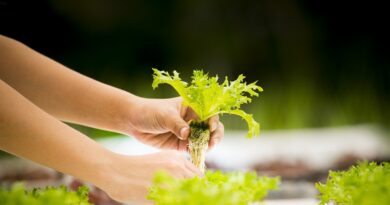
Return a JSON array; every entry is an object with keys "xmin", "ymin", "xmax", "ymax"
[
  {"xmin": 148, "ymin": 170, "xmax": 279, "ymax": 205},
  {"xmin": 152, "ymin": 69, "xmax": 263, "ymax": 137},
  {"xmin": 316, "ymin": 161, "xmax": 390, "ymax": 205},
  {"xmin": 0, "ymin": 184, "xmax": 92, "ymax": 205}
]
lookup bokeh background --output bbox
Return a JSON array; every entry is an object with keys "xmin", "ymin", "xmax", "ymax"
[
  {"xmin": 1, "ymin": 0, "xmax": 389, "ymax": 136},
  {"xmin": 1, "ymin": 1, "xmax": 390, "ymax": 204}
]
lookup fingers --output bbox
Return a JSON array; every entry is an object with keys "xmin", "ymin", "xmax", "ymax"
[
  {"xmin": 181, "ymin": 160, "xmax": 202, "ymax": 178},
  {"xmin": 209, "ymin": 122, "xmax": 224, "ymax": 150},
  {"xmin": 182, "ymin": 106, "xmax": 199, "ymax": 122},
  {"xmin": 207, "ymin": 115, "xmax": 220, "ymax": 132},
  {"xmin": 180, "ymin": 164, "xmax": 198, "ymax": 178},
  {"xmin": 164, "ymin": 114, "xmax": 190, "ymax": 140},
  {"xmin": 178, "ymin": 139, "xmax": 189, "ymax": 152},
  {"xmin": 166, "ymin": 151, "xmax": 202, "ymax": 178},
  {"xmin": 184, "ymin": 158, "xmax": 203, "ymax": 177}
]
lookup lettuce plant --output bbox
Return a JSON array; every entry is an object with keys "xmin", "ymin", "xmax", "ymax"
[
  {"xmin": 152, "ymin": 69, "xmax": 262, "ymax": 172},
  {"xmin": 148, "ymin": 170, "xmax": 279, "ymax": 205},
  {"xmin": 316, "ymin": 161, "xmax": 390, "ymax": 205},
  {"xmin": 0, "ymin": 184, "xmax": 91, "ymax": 205}
]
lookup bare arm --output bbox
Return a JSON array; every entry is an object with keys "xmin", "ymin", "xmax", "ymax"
[
  {"xmin": 0, "ymin": 35, "xmax": 135, "ymax": 134},
  {"xmin": 0, "ymin": 79, "xmax": 114, "ymax": 185},
  {"xmin": 0, "ymin": 79, "xmax": 200, "ymax": 204},
  {"xmin": 0, "ymin": 35, "xmax": 224, "ymax": 150}
]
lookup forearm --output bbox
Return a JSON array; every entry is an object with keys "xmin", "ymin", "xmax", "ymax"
[
  {"xmin": 0, "ymin": 79, "xmax": 115, "ymax": 187},
  {"xmin": 0, "ymin": 35, "xmax": 136, "ymax": 134}
]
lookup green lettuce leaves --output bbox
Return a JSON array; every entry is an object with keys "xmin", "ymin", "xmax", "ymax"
[
  {"xmin": 152, "ymin": 69, "xmax": 263, "ymax": 137},
  {"xmin": 316, "ymin": 161, "xmax": 390, "ymax": 205},
  {"xmin": 148, "ymin": 170, "xmax": 279, "ymax": 205},
  {"xmin": 0, "ymin": 184, "xmax": 91, "ymax": 205}
]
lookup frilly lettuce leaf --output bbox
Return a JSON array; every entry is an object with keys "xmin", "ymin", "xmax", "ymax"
[
  {"xmin": 316, "ymin": 161, "xmax": 390, "ymax": 205},
  {"xmin": 148, "ymin": 170, "xmax": 279, "ymax": 205},
  {"xmin": 0, "ymin": 184, "xmax": 91, "ymax": 205},
  {"xmin": 152, "ymin": 68, "xmax": 263, "ymax": 137}
]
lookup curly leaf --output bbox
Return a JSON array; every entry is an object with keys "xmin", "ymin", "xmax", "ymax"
[
  {"xmin": 152, "ymin": 69, "xmax": 263, "ymax": 137},
  {"xmin": 148, "ymin": 171, "xmax": 279, "ymax": 205},
  {"xmin": 316, "ymin": 162, "xmax": 390, "ymax": 205},
  {"xmin": 220, "ymin": 109, "xmax": 260, "ymax": 138}
]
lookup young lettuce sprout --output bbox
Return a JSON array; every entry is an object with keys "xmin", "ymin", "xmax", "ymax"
[{"xmin": 152, "ymin": 69, "xmax": 263, "ymax": 172}]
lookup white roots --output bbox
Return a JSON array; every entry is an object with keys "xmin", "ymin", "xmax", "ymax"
[{"xmin": 188, "ymin": 121, "xmax": 210, "ymax": 173}]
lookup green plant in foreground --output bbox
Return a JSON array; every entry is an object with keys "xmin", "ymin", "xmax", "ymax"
[
  {"xmin": 148, "ymin": 170, "xmax": 279, "ymax": 205},
  {"xmin": 152, "ymin": 69, "xmax": 262, "ymax": 171},
  {"xmin": 0, "ymin": 184, "xmax": 91, "ymax": 205},
  {"xmin": 316, "ymin": 161, "xmax": 390, "ymax": 205}
]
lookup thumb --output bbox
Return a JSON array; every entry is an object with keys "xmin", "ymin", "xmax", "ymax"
[{"xmin": 165, "ymin": 114, "xmax": 190, "ymax": 140}]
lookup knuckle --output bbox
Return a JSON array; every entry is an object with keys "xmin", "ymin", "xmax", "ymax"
[{"xmin": 172, "ymin": 124, "xmax": 181, "ymax": 135}]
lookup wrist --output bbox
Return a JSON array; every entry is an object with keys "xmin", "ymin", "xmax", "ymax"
[
  {"xmin": 92, "ymin": 153, "xmax": 143, "ymax": 202},
  {"xmin": 88, "ymin": 150, "xmax": 122, "ymax": 190},
  {"xmin": 112, "ymin": 92, "xmax": 143, "ymax": 135},
  {"xmin": 117, "ymin": 93, "xmax": 145, "ymax": 135}
]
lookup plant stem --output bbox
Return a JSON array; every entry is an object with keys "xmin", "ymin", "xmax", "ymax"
[{"xmin": 188, "ymin": 121, "xmax": 210, "ymax": 173}]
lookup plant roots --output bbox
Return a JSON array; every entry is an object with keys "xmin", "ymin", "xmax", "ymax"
[{"xmin": 188, "ymin": 121, "xmax": 210, "ymax": 173}]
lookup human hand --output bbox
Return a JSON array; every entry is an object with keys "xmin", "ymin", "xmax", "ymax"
[
  {"xmin": 98, "ymin": 151, "xmax": 202, "ymax": 205},
  {"xmin": 123, "ymin": 97, "xmax": 224, "ymax": 151}
]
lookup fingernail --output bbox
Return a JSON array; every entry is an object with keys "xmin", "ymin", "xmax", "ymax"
[{"xmin": 179, "ymin": 127, "xmax": 189, "ymax": 140}]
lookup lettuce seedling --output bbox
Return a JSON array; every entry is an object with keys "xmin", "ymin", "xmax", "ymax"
[
  {"xmin": 148, "ymin": 170, "xmax": 279, "ymax": 205},
  {"xmin": 316, "ymin": 161, "xmax": 390, "ymax": 205},
  {"xmin": 0, "ymin": 183, "xmax": 91, "ymax": 205},
  {"xmin": 152, "ymin": 69, "xmax": 263, "ymax": 172}
]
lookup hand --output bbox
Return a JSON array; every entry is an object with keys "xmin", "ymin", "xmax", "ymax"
[
  {"xmin": 98, "ymin": 151, "xmax": 202, "ymax": 205},
  {"xmin": 124, "ymin": 97, "xmax": 224, "ymax": 151}
]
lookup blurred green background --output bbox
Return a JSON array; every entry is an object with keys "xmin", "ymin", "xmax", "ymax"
[{"xmin": 1, "ymin": 0, "xmax": 389, "ymax": 137}]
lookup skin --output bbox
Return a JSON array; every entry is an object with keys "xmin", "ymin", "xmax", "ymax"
[{"xmin": 0, "ymin": 35, "xmax": 224, "ymax": 204}]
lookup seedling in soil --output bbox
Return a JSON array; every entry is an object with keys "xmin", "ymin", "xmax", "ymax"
[{"xmin": 152, "ymin": 69, "xmax": 262, "ymax": 172}]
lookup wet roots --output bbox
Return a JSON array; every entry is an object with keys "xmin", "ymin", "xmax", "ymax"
[{"xmin": 188, "ymin": 121, "xmax": 210, "ymax": 173}]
